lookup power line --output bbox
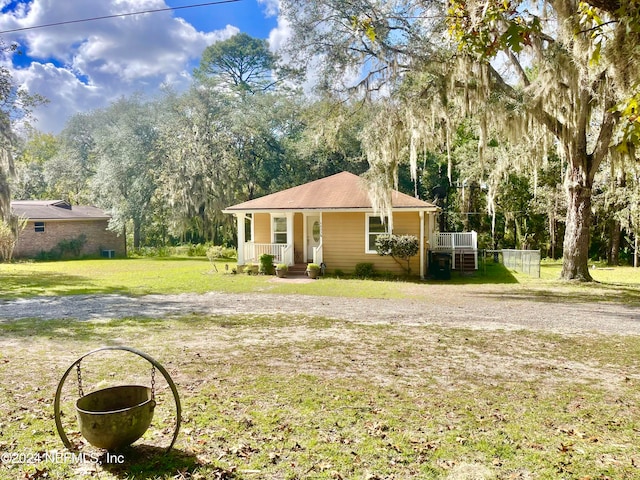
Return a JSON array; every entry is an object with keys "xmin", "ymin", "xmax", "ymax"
[{"xmin": 0, "ymin": 0, "xmax": 243, "ymax": 35}]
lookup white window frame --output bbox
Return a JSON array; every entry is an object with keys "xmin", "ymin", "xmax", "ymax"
[
  {"xmin": 34, "ymin": 221, "xmax": 45, "ymax": 233},
  {"xmin": 272, "ymin": 215, "xmax": 287, "ymax": 244},
  {"xmin": 365, "ymin": 214, "xmax": 390, "ymax": 254}
]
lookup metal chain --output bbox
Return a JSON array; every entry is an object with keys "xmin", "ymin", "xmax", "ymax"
[
  {"xmin": 150, "ymin": 364, "xmax": 156, "ymax": 402},
  {"xmin": 76, "ymin": 361, "xmax": 84, "ymax": 398}
]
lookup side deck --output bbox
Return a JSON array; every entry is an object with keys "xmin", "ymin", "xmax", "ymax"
[{"xmin": 431, "ymin": 231, "xmax": 478, "ymax": 270}]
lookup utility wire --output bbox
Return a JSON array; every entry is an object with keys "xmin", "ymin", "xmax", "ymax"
[{"xmin": 0, "ymin": 0, "xmax": 242, "ymax": 34}]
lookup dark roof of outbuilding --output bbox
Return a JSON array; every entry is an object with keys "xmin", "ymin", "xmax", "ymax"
[{"xmin": 10, "ymin": 200, "xmax": 111, "ymax": 220}]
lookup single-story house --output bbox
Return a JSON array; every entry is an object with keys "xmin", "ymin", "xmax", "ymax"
[
  {"xmin": 10, "ymin": 200, "xmax": 125, "ymax": 259},
  {"xmin": 224, "ymin": 171, "xmax": 477, "ymax": 278}
]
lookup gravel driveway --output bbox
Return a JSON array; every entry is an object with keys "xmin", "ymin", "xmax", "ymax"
[{"xmin": 1, "ymin": 285, "xmax": 639, "ymax": 336}]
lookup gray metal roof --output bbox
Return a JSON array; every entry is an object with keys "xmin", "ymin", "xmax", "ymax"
[{"xmin": 11, "ymin": 200, "xmax": 111, "ymax": 221}]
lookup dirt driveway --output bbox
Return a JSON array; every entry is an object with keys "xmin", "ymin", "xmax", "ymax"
[{"xmin": 1, "ymin": 283, "xmax": 639, "ymax": 335}]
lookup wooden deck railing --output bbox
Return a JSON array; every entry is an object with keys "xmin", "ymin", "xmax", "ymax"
[{"xmin": 433, "ymin": 231, "xmax": 477, "ymax": 250}]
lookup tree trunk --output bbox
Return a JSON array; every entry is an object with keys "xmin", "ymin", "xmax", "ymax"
[
  {"xmin": 549, "ymin": 214, "xmax": 556, "ymax": 260},
  {"xmin": 133, "ymin": 220, "xmax": 141, "ymax": 249},
  {"xmin": 609, "ymin": 220, "xmax": 621, "ymax": 266},
  {"xmin": 560, "ymin": 181, "xmax": 593, "ymax": 281}
]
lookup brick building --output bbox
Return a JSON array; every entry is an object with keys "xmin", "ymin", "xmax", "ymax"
[{"xmin": 11, "ymin": 200, "xmax": 125, "ymax": 259}]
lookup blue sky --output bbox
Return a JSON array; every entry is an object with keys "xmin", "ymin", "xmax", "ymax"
[{"xmin": 0, "ymin": 0, "xmax": 286, "ymax": 133}]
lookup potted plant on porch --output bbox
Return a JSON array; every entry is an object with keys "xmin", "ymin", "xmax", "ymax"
[
  {"xmin": 275, "ymin": 263, "xmax": 288, "ymax": 278},
  {"xmin": 306, "ymin": 263, "xmax": 321, "ymax": 279}
]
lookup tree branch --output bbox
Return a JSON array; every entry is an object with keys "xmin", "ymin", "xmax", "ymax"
[
  {"xmin": 486, "ymin": 63, "xmax": 519, "ymax": 99},
  {"xmin": 590, "ymin": 100, "xmax": 618, "ymax": 181},
  {"xmin": 506, "ymin": 51, "xmax": 530, "ymax": 88},
  {"xmin": 577, "ymin": 20, "xmax": 618, "ymax": 35},
  {"xmin": 581, "ymin": 0, "xmax": 620, "ymax": 15}
]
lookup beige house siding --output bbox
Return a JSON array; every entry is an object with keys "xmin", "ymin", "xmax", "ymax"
[
  {"xmin": 294, "ymin": 213, "xmax": 304, "ymax": 264},
  {"xmin": 322, "ymin": 211, "xmax": 424, "ymax": 275},
  {"xmin": 246, "ymin": 210, "xmax": 431, "ymax": 276},
  {"xmin": 14, "ymin": 220, "xmax": 125, "ymax": 258},
  {"xmin": 253, "ymin": 213, "xmax": 271, "ymax": 243}
]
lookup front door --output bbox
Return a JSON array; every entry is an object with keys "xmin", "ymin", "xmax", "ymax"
[{"xmin": 307, "ymin": 215, "xmax": 321, "ymax": 262}]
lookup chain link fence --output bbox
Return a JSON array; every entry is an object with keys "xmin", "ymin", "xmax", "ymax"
[{"xmin": 502, "ymin": 249, "xmax": 541, "ymax": 278}]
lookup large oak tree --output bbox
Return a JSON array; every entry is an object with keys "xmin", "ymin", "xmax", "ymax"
[{"xmin": 280, "ymin": 0, "xmax": 639, "ymax": 280}]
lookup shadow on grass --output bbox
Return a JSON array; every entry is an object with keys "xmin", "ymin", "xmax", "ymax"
[
  {"xmin": 469, "ymin": 282, "xmax": 640, "ymax": 306},
  {"xmin": 426, "ymin": 260, "xmax": 519, "ymax": 285},
  {"xmin": 0, "ymin": 315, "xmax": 288, "ymax": 343},
  {"xmin": 323, "ymin": 261, "xmax": 519, "ymax": 285},
  {"xmin": 126, "ymin": 256, "xmax": 216, "ymax": 263},
  {"xmin": 0, "ymin": 272, "xmax": 130, "ymax": 300},
  {"xmin": 0, "ymin": 316, "xmax": 167, "ymax": 340},
  {"xmin": 99, "ymin": 445, "xmax": 234, "ymax": 479}
]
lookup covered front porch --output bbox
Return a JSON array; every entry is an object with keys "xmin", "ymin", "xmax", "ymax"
[{"xmin": 233, "ymin": 212, "xmax": 324, "ymax": 267}]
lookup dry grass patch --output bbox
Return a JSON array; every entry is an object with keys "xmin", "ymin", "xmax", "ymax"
[{"xmin": 0, "ymin": 314, "xmax": 639, "ymax": 479}]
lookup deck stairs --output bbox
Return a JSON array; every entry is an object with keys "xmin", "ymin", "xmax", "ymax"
[
  {"xmin": 454, "ymin": 250, "xmax": 477, "ymax": 273},
  {"xmin": 433, "ymin": 231, "xmax": 479, "ymax": 271}
]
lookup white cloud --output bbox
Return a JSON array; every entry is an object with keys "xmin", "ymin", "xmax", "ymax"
[
  {"xmin": 1, "ymin": 0, "xmax": 239, "ymax": 133},
  {"xmin": 267, "ymin": 14, "xmax": 292, "ymax": 54},
  {"xmin": 12, "ymin": 62, "xmax": 102, "ymax": 133},
  {"xmin": 259, "ymin": 0, "xmax": 295, "ymax": 56},
  {"xmin": 257, "ymin": 0, "xmax": 280, "ymax": 18}
]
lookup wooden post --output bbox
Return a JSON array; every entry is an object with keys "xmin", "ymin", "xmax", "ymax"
[{"xmin": 236, "ymin": 213, "xmax": 245, "ymax": 265}]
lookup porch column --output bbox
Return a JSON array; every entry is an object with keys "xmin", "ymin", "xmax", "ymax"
[
  {"xmin": 236, "ymin": 213, "xmax": 245, "ymax": 265},
  {"xmin": 419, "ymin": 211, "xmax": 425, "ymax": 279}
]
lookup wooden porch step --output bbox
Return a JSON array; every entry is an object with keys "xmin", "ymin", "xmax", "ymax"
[{"xmin": 287, "ymin": 263, "xmax": 308, "ymax": 276}]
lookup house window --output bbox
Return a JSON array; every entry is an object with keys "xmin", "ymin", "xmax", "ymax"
[
  {"xmin": 34, "ymin": 222, "xmax": 45, "ymax": 233},
  {"xmin": 366, "ymin": 215, "xmax": 389, "ymax": 253},
  {"xmin": 273, "ymin": 216, "xmax": 287, "ymax": 244},
  {"xmin": 244, "ymin": 214, "xmax": 252, "ymax": 242}
]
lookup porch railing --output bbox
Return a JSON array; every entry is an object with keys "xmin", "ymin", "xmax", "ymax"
[
  {"xmin": 433, "ymin": 231, "xmax": 478, "ymax": 250},
  {"xmin": 244, "ymin": 242, "xmax": 286, "ymax": 263},
  {"xmin": 312, "ymin": 239, "xmax": 323, "ymax": 265},
  {"xmin": 283, "ymin": 244, "xmax": 294, "ymax": 266}
]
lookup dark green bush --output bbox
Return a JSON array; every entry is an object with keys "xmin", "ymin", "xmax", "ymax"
[
  {"xmin": 354, "ymin": 262, "xmax": 375, "ymax": 278},
  {"xmin": 57, "ymin": 234, "xmax": 87, "ymax": 257},
  {"xmin": 35, "ymin": 234, "xmax": 87, "ymax": 261},
  {"xmin": 35, "ymin": 249, "xmax": 61, "ymax": 261},
  {"xmin": 259, "ymin": 253, "xmax": 275, "ymax": 275}
]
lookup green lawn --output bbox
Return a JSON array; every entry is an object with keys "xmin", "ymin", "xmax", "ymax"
[
  {"xmin": 0, "ymin": 257, "xmax": 414, "ymax": 300},
  {"xmin": 2, "ymin": 257, "xmax": 640, "ymax": 305}
]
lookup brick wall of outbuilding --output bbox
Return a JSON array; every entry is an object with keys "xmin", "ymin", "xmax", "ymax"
[{"xmin": 13, "ymin": 220, "xmax": 125, "ymax": 258}]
